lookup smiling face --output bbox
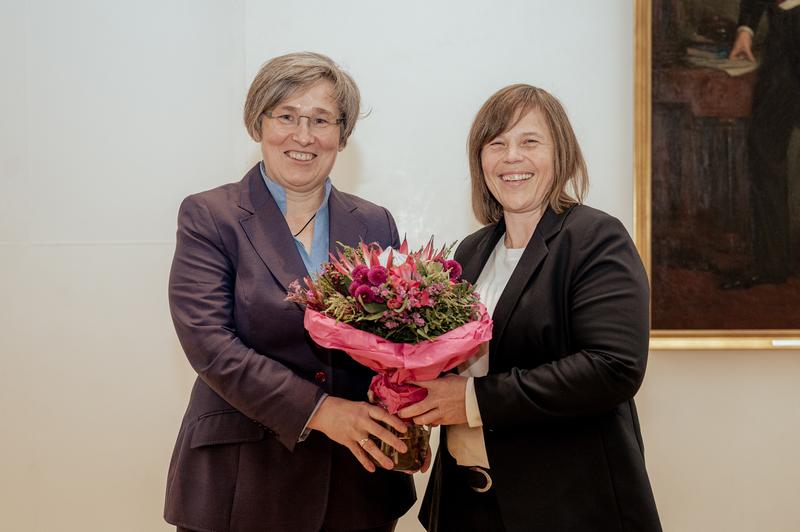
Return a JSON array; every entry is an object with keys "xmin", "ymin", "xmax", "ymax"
[
  {"xmin": 260, "ymin": 80, "xmax": 343, "ymax": 193},
  {"xmin": 480, "ymin": 107, "xmax": 555, "ymax": 218}
]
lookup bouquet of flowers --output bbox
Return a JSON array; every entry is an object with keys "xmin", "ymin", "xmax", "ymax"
[{"xmin": 287, "ymin": 239, "xmax": 492, "ymax": 470}]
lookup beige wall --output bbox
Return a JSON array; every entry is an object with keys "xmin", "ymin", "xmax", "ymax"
[
  {"xmin": 639, "ymin": 351, "xmax": 800, "ymax": 531},
  {"xmin": 2, "ymin": 1, "xmax": 799, "ymax": 531}
]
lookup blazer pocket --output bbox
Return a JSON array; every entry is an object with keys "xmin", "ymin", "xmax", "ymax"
[{"xmin": 190, "ymin": 410, "xmax": 265, "ymax": 449}]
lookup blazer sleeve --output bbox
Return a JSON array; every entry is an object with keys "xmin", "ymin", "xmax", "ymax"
[
  {"xmin": 737, "ymin": 0, "xmax": 767, "ymax": 31},
  {"xmin": 169, "ymin": 195, "xmax": 323, "ymax": 451},
  {"xmin": 474, "ymin": 216, "xmax": 650, "ymax": 428}
]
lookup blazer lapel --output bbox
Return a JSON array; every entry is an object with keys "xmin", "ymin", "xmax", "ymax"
[
  {"xmin": 238, "ymin": 164, "xmax": 308, "ymax": 291},
  {"xmin": 460, "ymin": 223, "xmax": 505, "ymax": 285},
  {"xmin": 328, "ymin": 187, "xmax": 368, "ymax": 252},
  {"xmin": 489, "ymin": 207, "xmax": 572, "ymax": 361}
]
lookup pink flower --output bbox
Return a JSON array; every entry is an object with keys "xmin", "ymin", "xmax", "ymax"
[
  {"xmin": 351, "ymin": 264, "xmax": 370, "ymax": 284},
  {"xmin": 367, "ymin": 265, "xmax": 388, "ymax": 286},
  {"xmin": 444, "ymin": 259, "xmax": 462, "ymax": 280},
  {"xmin": 412, "ymin": 313, "xmax": 425, "ymax": 327}
]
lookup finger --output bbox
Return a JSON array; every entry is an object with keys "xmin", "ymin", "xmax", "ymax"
[
  {"xmin": 361, "ymin": 438, "xmax": 395, "ymax": 470},
  {"xmin": 367, "ymin": 422, "xmax": 408, "ymax": 454},
  {"xmin": 408, "ymin": 380, "xmax": 432, "ymax": 389},
  {"xmin": 746, "ymin": 49, "xmax": 756, "ymax": 62},
  {"xmin": 398, "ymin": 399, "xmax": 434, "ymax": 420},
  {"xmin": 368, "ymin": 406, "xmax": 408, "ymax": 433},
  {"xmin": 413, "ymin": 410, "xmax": 441, "ymax": 427},
  {"xmin": 349, "ymin": 443, "xmax": 377, "ymax": 473}
]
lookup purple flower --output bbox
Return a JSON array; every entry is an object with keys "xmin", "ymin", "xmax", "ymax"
[
  {"xmin": 354, "ymin": 284, "xmax": 374, "ymax": 303},
  {"xmin": 351, "ymin": 264, "xmax": 370, "ymax": 284},
  {"xmin": 412, "ymin": 313, "xmax": 426, "ymax": 327},
  {"xmin": 367, "ymin": 265, "xmax": 388, "ymax": 286},
  {"xmin": 444, "ymin": 259, "xmax": 462, "ymax": 280}
]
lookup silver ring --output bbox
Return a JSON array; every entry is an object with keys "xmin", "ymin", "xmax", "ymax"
[{"xmin": 358, "ymin": 437, "xmax": 370, "ymax": 447}]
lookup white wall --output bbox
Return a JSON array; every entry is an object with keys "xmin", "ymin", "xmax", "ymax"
[{"xmin": 1, "ymin": 1, "xmax": 798, "ymax": 531}]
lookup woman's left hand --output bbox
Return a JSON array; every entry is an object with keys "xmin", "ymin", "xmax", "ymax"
[{"xmin": 398, "ymin": 374, "xmax": 469, "ymax": 426}]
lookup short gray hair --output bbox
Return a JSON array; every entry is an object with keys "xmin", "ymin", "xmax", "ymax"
[{"xmin": 243, "ymin": 52, "xmax": 361, "ymax": 148}]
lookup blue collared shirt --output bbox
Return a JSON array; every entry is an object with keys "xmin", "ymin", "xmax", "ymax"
[{"xmin": 259, "ymin": 161, "xmax": 331, "ymax": 277}]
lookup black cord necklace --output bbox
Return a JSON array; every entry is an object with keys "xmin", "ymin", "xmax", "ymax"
[{"xmin": 292, "ymin": 212, "xmax": 316, "ymax": 237}]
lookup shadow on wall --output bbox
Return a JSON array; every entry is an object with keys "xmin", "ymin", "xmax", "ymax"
[{"xmin": 330, "ymin": 140, "xmax": 365, "ymax": 192}]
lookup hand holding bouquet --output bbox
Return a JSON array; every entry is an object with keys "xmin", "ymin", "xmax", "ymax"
[{"xmin": 287, "ymin": 239, "xmax": 492, "ymax": 470}]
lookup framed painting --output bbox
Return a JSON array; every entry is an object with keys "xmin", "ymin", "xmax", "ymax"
[{"xmin": 634, "ymin": 0, "xmax": 800, "ymax": 349}]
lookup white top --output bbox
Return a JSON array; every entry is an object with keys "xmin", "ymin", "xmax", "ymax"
[{"xmin": 446, "ymin": 236, "xmax": 524, "ymax": 467}]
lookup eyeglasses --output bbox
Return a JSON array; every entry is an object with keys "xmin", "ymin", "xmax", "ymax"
[{"xmin": 264, "ymin": 110, "xmax": 344, "ymax": 131}]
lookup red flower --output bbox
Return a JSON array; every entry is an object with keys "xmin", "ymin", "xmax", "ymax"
[
  {"xmin": 418, "ymin": 291, "xmax": 432, "ymax": 307},
  {"xmin": 387, "ymin": 297, "xmax": 403, "ymax": 310}
]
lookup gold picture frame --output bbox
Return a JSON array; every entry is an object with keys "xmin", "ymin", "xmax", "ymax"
[{"xmin": 633, "ymin": 0, "xmax": 800, "ymax": 350}]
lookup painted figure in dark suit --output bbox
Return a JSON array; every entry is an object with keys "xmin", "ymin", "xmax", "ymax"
[
  {"xmin": 729, "ymin": 0, "xmax": 800, "ymax": 286},
  {"xmin": 399, "ymin": 85, "xmax": 662, "ymax": 531},
  {"xmin": 164, "ymin": 52, "xmax": 414, "ymax": 532}
]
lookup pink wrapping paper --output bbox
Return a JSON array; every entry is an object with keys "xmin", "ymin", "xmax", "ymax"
[{"xmin": 304, "ymin": 304, "xmax": 493, "ymax": 413}]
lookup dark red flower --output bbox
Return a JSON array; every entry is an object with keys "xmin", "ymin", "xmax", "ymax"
[
  {"xmin": 355, "ymin": 284, "xmax": 374, "ymax": 303},
  {"xmin": 444, "ymin": 259, "xmax": 462, "ymax": 280},
  {"xmin": 351, "ymin": 264, "xmax": 370, "ymax": 284},
  {"xmin": 348, "ymin": 281, "xmax": 359, "ymax": 297},
  {"xmin": 367, "ymin": 265, "xmax": 388, "ymax": 286}
]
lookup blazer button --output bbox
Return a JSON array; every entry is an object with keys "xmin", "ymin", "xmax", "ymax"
[{"xmin": 314, "ymin": 371, "xmax": 327, "ymax": 384}]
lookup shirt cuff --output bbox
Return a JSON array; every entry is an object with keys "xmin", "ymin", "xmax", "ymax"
[
  {"xmin": 298, "ymin": 392, "xmax": 328, "ymax": 442},
  {"xmin": 737, "ymin": 25, "xmax": 755, "ymax": 37},
  {"xmin": 465, "ymin": 377, "xmax": 483, "ymax": 428}
]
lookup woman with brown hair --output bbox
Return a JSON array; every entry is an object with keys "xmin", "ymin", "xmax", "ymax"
[{"xmin": 400, "ymin": 84, "xmax": 662, "ymax": 531}]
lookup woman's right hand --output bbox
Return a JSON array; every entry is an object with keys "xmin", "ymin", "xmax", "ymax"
[
  {"xmin": 307, "ymin": 396, "xmax": 408, "ymax": 472},
  {"xmin": 729, "ymin": 29, "xmax": 755, "ymax": 62}
]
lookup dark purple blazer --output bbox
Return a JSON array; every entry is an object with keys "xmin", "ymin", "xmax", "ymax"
[{"xmin": 164, "ymin": 164, "xmax": 414, "ymax": 532}]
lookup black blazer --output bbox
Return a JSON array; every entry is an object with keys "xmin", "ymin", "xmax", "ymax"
[
  {"xmin": 164, "ymin": 164, "xmax": 414, "ymax": 532},
  {"xmin": 737, "ymin": 0, "xmax": 770, "ymax": 30},
  {"xmin": 420, "ymin": 205, "xmax": 661, "ymax": 532}
]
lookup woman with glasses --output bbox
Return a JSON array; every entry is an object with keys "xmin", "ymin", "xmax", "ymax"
[
  {"xmin": 399, "ymin": 84, "xmax": 661, "ymax": 531},
  {"xmin": 164, "ymin": 52, "xmax": 414, "ymax": 532}
]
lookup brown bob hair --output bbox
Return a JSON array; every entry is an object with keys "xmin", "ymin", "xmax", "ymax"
[
  {"xmin": 468, "ymin": 84, "xmax": 588, "ymax": 225},
  {"xmin": 243, "ymin": 52, "xmax": 360, "ymax": 148}
]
